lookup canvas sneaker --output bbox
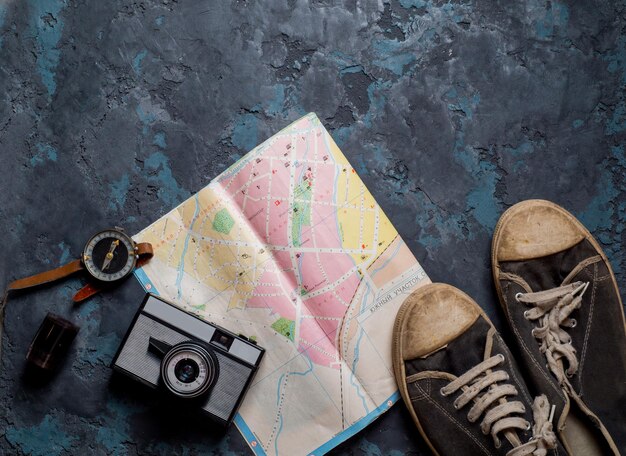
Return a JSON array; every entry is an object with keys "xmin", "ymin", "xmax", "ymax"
[
  {"xmin": 492, "ymin": 199, "xmax": 626, "ymax": 455},
  {"xmin": 392, "ymin": 283, "xmax": 566, "ymax": 456}
]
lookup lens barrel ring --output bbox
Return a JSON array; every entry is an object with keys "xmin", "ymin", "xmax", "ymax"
[{"xmin": 160, "ymin": 341, "xmax": 219, "ymax": 399}]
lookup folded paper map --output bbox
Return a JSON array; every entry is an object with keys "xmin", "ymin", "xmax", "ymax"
[{"xmin": 133, "ymin": 113, "xmax": 429, "ymax": 455}]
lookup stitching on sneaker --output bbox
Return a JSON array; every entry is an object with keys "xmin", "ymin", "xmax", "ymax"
[
  {"xmin": 408, "ymin": 383, "xmax": 427, "ymax": 402},
  {"xmin": 409, "ymin": 393, "xmax": 427, "ymax": 401},
  {"xmin": 500, "ymin": 272, "xmax": 531, "ymax": 293},
  {"xmin": 561, "ymin": 255, "xmax": 602, "ymax": 285},
  {"xmin": 578, "ymin": 263, "xmax": 597, "ymax": 389}
]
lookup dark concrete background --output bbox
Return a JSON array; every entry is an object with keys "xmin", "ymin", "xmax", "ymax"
[{"xmin": 0, "ymin": 0, "xmax": 625, "ymax": 455}]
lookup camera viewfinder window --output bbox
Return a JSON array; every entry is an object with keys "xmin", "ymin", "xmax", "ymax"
[{"xmin": 211, "ymin": 331, "xmax": 233, "ymax": 350}]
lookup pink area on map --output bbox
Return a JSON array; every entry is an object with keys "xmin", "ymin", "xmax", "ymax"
[
  {"xmin": 268, "ymin": 163, "xmax": 290, "ymax": 199},
  {"xmin": 272, "ymin": 251, "xmax": 295, "ymax": 277},
  {"xmin": 327, "ymin": 255, "xmax": 361, "ymax": 305},
  {"xmin": 265, "ymin": 202, "xmax": 289, "ymax": 246},
  {"xmin": 302, "ymin": 289, "xmax": 348, "ymax": 320},
  {"xmin": 337, "ymin": 273, "xmax": 361, "ymax": 313},
  {"xmin": 241, "ymin": 158, "xmax": 272, "ymax": 203},
  {"xmin": 221, "ymin": 160, "xmax": 258, "ymax": 209},
  {"xmin": 292, "ymin": 131, "xmax": 307, "ymax": 150},
  {"xmin": 297, "ymin": 270, "xmax": 360, "ymax": 368},
  {"xmin": 247, "ymin": 292, "xmax": 295, "ymax": 322},
  {"xmin": 241, "ymin": 197, "xmax": 267, "ymax": 227},
  {"xmin": 297, "ymin": 252, "xmax": 356, "ymax": 294},
  {"xmin": 298, "ymin": 319, "xmax": 339, "ymax": 367},
  {"xmin": 244, "ymin": 176, "xmax": 270, "ymax": 202},
  {"xmin": 267, "ymin": 135, "xmax": 293, "ymax": 157},
  {"xmin": 245, "ymin": 294, "xmax": 270, "ymax": 312},
  {"xmin": 318, "ymin": 253, "xmax": 356, "ymax": 284},
  {"xmin": 278, "ymin": 267, "xmax": 299, "ymax": 298},
  {"xmin": 253, "ymin": 155, "xmax": 272, "ymax": 173},
  {"xmin": 231, "ymin": 183, "xmax": 246, "ymax": 208},
  {"xmin": 221, "ymin": 116, "xmax": 369, "ymax": 369},
  {"xmin": 310, "ymin": 162, "xmax": 337, "ymax": 204},
  {"xmin": 305, "ymin": 271, "xmax": 359, "ymax": 312}
]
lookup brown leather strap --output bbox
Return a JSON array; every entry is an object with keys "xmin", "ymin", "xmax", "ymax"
[
  {"xmin": 1, "ymin": 260, "xmax": 83, "ymax": 351},
  {"xmin": 136, "ymin": 242, "xmax": 154, "ymax": 268},
  {"xmin": 2, "ymin": 241, "xmax": 154, "ymax": 308},
  {"xmin": 73, "ymin": 282, "xmax": 104, "ymax": 303},
  {"xmin": 6, "ymin": 259, "xmax": 84, "ymax": 292},
  {"xmin": 136, "ymin": 242, "xmax": 153, "ymax": 257}
]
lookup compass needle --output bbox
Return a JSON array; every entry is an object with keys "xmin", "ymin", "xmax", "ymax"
[{"xmin": 101, "ymin": 239, "xmax": 120, "ymax": 271}]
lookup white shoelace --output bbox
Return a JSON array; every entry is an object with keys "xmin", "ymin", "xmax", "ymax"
[
  {"xmin": 441, "ymin": 355, "xmax": 557, "ymax": 455},
  {"xmin": 516, "ymin": 281, "xmax": 589, "ymax": 386}
]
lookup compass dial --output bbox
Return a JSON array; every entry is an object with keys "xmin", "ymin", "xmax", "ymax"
[{"xmin": 83, "ymin": 229, "xmax": 137, "ymax": 282}]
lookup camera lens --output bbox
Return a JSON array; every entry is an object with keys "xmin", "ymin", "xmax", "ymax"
[
  {"xmin": 160, "ymin": 342, "xmax": 219, "ymax": 399},
  {"xmin": 174, "ymin": 358, "xmax": 199, "ymax": 383}
]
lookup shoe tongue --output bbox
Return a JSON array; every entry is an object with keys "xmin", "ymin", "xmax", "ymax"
[{"xmin": 404, "ymin": 316, "xmax": 492, "ymax": 377}]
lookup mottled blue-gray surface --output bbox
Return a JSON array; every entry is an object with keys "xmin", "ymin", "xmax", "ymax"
[{"xmin": 1, "ymin": 0, "xmax": 625, "ymax": 455}]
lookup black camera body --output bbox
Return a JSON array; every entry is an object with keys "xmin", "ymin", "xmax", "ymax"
[{"xmin": 112, "ymin": 293, "xmax": 265, "ymax": 426}]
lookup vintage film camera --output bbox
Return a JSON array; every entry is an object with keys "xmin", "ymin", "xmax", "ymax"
[{"xmin": 112, "ymin": 294, "xmax": 265, "ymax": 426}]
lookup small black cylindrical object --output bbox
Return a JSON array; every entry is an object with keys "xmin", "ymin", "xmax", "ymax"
[{"xmin": 26, "ymin": 313, "xmax": 79, "ymax": 370}]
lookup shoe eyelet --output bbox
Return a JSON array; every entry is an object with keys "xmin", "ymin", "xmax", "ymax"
[
  {"xmin": 523, "ymin": 310, "xmax": 530, "ymax": 319},
  {"xmin": 526, "ymin": 421, "xmax": 531, "ymax": 431},
  {"xmin": 497, "ymin": 353, "xmax": 505, "ymax": 362},
  {"xmin": 570, "ymin": 319, "xmax": 577, "ymax": 328},
  {"xmin": 440, "ymin": 387, "xmax": 448, "ymax": 397},
  {"xmin": 531, "ymin": 328, "xmax": 538, "ymax": 337},
  {"xmin": 515, "ymin": 292, "xmax": 523, "ymax": 302}
]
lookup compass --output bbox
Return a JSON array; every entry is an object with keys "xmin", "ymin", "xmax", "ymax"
[
  {"xmin": 83, "ymin": 229, "xmax": 137, "ymax": 283},
  {"xmin": 3, "ymin": 227, "xmax": 153, "ymax": 303}
]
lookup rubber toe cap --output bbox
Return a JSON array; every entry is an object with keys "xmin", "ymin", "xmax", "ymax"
[
  {"xmin": 398, "ymin": 283, "xmax": 481, "ymax": 360},
  {"xmin": 494, "ymin": 199, "xmax": 585, "ymax": 262}
]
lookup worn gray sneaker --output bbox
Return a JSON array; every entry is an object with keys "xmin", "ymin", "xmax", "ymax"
[
  {"xmin": 492, "ymin": 199, "xmax": 626, "ymax": 455},
  {"xmin": 392, "ymin": 283, "xmax": 566, "ymax": 456}
]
